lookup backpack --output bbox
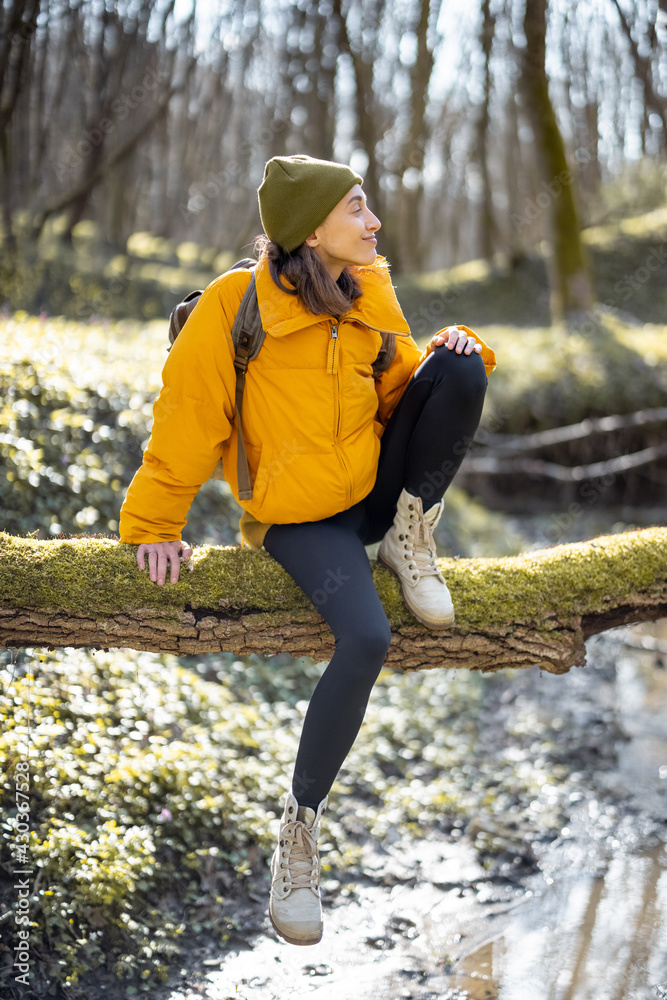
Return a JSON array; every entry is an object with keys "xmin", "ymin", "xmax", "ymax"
[{"xmin": 168, "ymin": 258, "xmax": 397, "ymax": 501}]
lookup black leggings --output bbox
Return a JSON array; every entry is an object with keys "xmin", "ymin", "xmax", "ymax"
[{"xmin": 263, "ymin": 345, "xmax": 487, "ymax": 809}]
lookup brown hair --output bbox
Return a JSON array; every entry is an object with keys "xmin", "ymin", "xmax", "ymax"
[{"xmin": 253, "ymin": 234, "xmax": 362, "ymax": 319}]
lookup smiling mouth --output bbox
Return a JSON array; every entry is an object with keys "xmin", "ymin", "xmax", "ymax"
[{"xmin": 363, "ymin": 237, "xmax": 377, "ymax": 243}]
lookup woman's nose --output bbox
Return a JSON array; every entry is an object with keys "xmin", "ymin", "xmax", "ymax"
[{"xmin": 367, "ymin": 211, "xmax": 381, "ymax": 232}]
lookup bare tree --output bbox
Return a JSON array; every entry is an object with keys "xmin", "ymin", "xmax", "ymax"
[
  {"xmin": 610, "ymin": 0, "xmax": 667, "ymax": 142},
  {"xmin": 0, "ymin": 0, "xmax": 41, "ymax": 248},
  {"xmin": 27, "ymin": 1, "xmax": 194, "ymax": 246},
  {"xmin": 391, "ymin": 0, "xmax": 442, "ymax": 271},
  {"xmin": 474, "ymin": 0, "xmax": 499, "ymax": 260},
  {"xmin": 331, "ymin": 0, "xmax": 386, "ymax": 220},
  {"xmin": 521, "ymin": 0, "xmax": 594, "ymax": 320}
]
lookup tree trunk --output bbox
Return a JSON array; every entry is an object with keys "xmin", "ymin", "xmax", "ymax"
[
  {"xmin": 395, "ymin": 0, "xmax": 441, "ymax": 273},
  {"xmin": 475, "ymin": 0, "xmax": 498, "ymax": 261},
  {"xmin": 332, "ymin": 0, "xmax": 384, "ymax": 223},
  {"xmin": 1, "ymin": 529, "xmax": 665, "ymax": 675},
  {"xmin": 521, "ymin": 0, "xmax": 595, "ymax": 321},
  {"xmin": 503, "ymin": 84, "xmax": 525, "ymax": 263},
  {"xmin": 0, "ymin": 0, "xmax": 41, "ymax": 249}
]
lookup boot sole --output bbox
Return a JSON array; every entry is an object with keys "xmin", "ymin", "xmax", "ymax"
[
  {"xmin": 269, "ymin": 910, "xmax": 323, "ymax": 946},
  {"xmin": 377, "ymin": 551, "xmax": 455, "ymax": 629}
]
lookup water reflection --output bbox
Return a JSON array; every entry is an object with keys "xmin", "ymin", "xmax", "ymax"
[
  {"xmin": 455, "ymin": 623, "xmax": 667, "ymax": 1000},
  {"xmin": 454, "ymin": 847, "xmax": 667, "ymax": 999}
]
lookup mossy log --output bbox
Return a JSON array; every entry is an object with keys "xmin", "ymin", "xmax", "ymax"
[{"xmin": 1, "ymin": 528, "xmax": 666, "ymax": 674}]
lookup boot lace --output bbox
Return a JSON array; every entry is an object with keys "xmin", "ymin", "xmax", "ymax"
[
  {"xmin": 278, "ymin": 821, "xmax": 319, "ymax": 891},
  {"xmin": 402, "ymin": 505, "xmax": 443, "ymax": 582}
]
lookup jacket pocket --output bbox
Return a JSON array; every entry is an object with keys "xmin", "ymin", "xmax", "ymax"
[{"xmin": 250, "ymin": 449, "xmax": 348, "ymax": 524}]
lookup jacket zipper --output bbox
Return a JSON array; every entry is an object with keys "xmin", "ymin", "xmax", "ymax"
[
  {"xmin": 328, "ymin": 322, "xmax": 351, "ymax": 506},
  {"xmin": 327, "ymin": 323, "xmax": 339, "ymax": 377},
  {"xmin": 327, "ymin": 323, "xmax": 340, "ymax": 437}
]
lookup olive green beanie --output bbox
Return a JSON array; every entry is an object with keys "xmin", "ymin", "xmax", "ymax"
[{"xmin": 257, "ymin": 154, "xmax": 363, "ymax": 252}]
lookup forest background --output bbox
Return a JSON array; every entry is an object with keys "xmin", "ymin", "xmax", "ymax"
[{"xmin": 1, "ymin": 0, "xmax": 667, "ymax": 998}]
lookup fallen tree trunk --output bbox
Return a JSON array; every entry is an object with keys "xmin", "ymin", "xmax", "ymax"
[
  {"xmin": 460, "ymin": 442, "xmax": 667, "ymax": 481},
  {"xmin": 476, "ymin": 407, "xmax": 667, "ymax": 454},
  {"xmin": 0, "ymin": 528, "xmax": 665, "ymax": 674}
]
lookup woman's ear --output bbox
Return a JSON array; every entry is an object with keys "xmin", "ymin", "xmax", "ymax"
[{"xmin": 304, "ymin": 233, "xmax": 318, "ymax": 247}]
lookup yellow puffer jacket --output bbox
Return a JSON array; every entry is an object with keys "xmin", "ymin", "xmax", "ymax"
[{"xmin": 119, "ymin": 255, "xmax": 496, "ymax": 549}]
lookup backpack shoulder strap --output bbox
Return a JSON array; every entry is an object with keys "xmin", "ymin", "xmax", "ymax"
[
  {"xmin": 230, "ymin": 270, "xmax": 265, "ymax": 501},
  {"xmin": 371, "ymin": 331, "xmax": 397, "ymax": 378},
  {"xmin": 167, "ymin": 261, "xmax": 264, "ymax": 502}
]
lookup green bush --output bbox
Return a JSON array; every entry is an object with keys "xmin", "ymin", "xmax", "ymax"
[
  {"xmin": 0, "ymin": 313, "xmax": 240, "ymax": 545},
  {"xmin": 1, "ymin": 648, "xmax": 293, "ymax": 992},
  {"xmin": 0, "ymin": 219, "xmax": 224, "ymax": 321},
  {"xmin": 589, "ymin": 157, "xmax": 667, "ymax": 224}
]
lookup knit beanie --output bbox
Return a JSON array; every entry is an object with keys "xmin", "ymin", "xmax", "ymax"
[{"xmin": 257, "ymin": 154, "xmax": 363, "ymax": 252}]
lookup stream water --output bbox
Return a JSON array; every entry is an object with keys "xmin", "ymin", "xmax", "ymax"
[
  {"xmin": 171, "ymin": 620, "xmax": 667, "ymax": 1000},
  {"xmin": 443, "ymin": 621, "xmax": 667, "ymax": 1000}
]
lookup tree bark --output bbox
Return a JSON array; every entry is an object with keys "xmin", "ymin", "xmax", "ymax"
[
  {"xmin": 1, "ymin": 528, "xmax": 665, "ymax": 675},
  {"xmin": 521, "ymin": 0, "xmax": 595, "ymax": 320}
]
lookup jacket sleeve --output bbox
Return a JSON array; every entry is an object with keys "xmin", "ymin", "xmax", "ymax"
[
  {"xmin": 374, "ymin": 325, "xmax": 497, "ymax": 429},
  {"xmin": 119, "ymin": 271, "xmax": 248, "ymax": 544}
]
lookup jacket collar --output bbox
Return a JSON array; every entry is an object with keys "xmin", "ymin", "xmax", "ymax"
[{"xmin": 254, "ymin": 254, "xmax": 411, "ymax": 338}]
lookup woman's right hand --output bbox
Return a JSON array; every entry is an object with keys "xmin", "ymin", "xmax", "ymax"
[
  {"xmin": 136, "ymin": 540, "xmax": 193, "ymax": 586},
  {"xmin": 430, "ymin": 326, "xmax": 483, "ymax": 355}
]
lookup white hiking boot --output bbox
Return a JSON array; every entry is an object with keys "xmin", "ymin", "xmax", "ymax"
[
  {"xmin": 378, "ymin": 488, "xmax": 455, "ymax": 628},
  {"xmin": 269, "ymin": 790, "xmax": 328, "ymax": 945}
]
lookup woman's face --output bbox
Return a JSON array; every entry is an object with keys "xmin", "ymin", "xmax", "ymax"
[{"xmin": 305, "ymin": 184, "xmax": 381, "ymax": 279}]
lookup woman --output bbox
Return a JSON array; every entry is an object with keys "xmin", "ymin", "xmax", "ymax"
[{"xmin": 119, "ymin": 154, "xmax": 496, "ymax": 947}]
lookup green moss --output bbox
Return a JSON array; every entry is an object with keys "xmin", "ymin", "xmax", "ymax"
[
  {"xmin": 2, "ymin": 527, "xmax": 665, "ymax": 631},
  {"xmin": 375, "ymin": 525, "xmax": 666, "ymax": 630},
  {"xmin": 447, "ymin": 526, "xmax": 667, "ymax": 630},
  {"xmin": 0, "ymin": 533, "xmax": 308, "ymax": 615}
]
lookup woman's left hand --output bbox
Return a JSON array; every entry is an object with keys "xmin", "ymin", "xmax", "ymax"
[{"xmin": 430, "ymin": 326, "xmax": 483, "ymax": 355}]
